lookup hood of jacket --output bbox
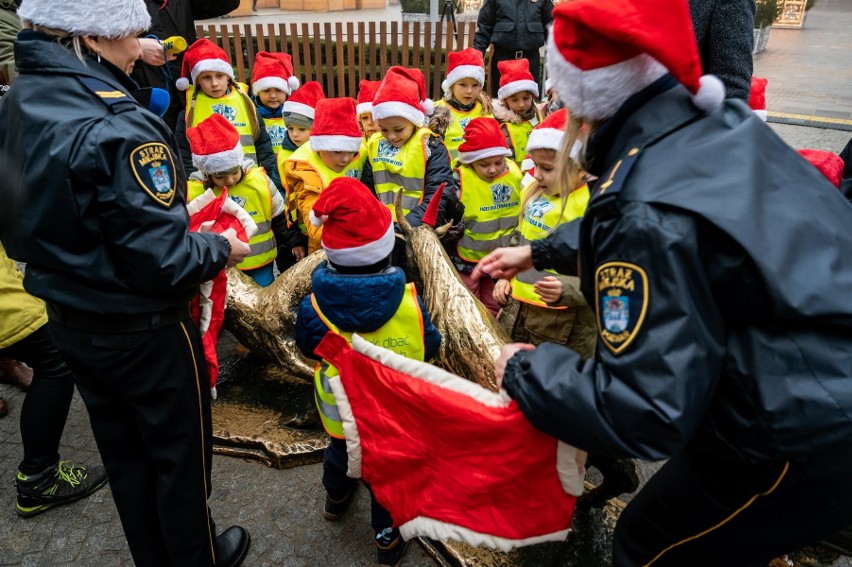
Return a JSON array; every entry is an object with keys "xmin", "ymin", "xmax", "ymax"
[{"xmin": 310, "ymin": 261, "xmax": 407, "ymax": 333}]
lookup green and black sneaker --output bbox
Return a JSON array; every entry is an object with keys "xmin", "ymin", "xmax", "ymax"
[{"xmin": 15, "ymin": 460, "xmax": 109, "ymax": 518}]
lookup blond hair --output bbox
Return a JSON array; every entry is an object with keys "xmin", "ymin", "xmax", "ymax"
[{"xmin": 23, "ymin": 22, "xmax": 86, "ymax": 62}]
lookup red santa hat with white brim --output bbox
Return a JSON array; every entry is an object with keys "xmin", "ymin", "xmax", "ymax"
[
  {"xmin": 356, "ymin": 79, "xmax": 382, "ymax": 116},
  {"xmin": 497, "ymin": 59, "xmax": 540, "ymax": 101},
  {"xmin": 441, "ymin": 48, "xmax": 486, "ymax": 95},
  {"xmin": 457, "ymin": 117, "xmax": 512, "ymax": 164},
  {"xmin": 176, "ymin": 38, "xmax": 234, "ymax": 92},
  {"xmin": 309, "ymin": 98, "xmax": 364, "ymax": 153},
  {"xmin": 372, "ymin": 66, "xmax": 434, "ymax": 128},
  {"xmin": 749, "ymin": 77, "xmax": 768, "ymax": 121},
  {"xmin": 546, "ymin": 0, "xmax": 724, "ymax": 122},
  {"xmin": 282, "ymin": 81, "xmax": 326, "ymax": 120},
  {"xmin": 251, "ymin": 51, "xmax": 300, "ymax": 96},
  {"xmin": 18, "ymin": 0, "xmax": 151, "ymax": 39},
  {"xmin": 310, "ymin": 177, "xmax": 396, "ymax": 267},
  {"xmin": 525, "ymin": 108, "xmax": 581, "ymax": 159},
  {"xmin": 188, "ymin": 113, "xmax": 245, "ymax": 176}
]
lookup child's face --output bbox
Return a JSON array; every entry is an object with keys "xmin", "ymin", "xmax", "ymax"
[
  {"xmin": 318, "ymin": 150, "xmax": 357, "ymax": 173},
  {"xmin": 471, "ymin": 155, "xmax": 507, "ymax": 183},
  {"xmin": 196, "ymin": 71, "xmax": 230, "ymax": 98},
  {"xmin": 505, "ymin": 91, "xmax": 535, "ymax": 116},
  {"xmin": 258, "ymin": 87, "xmax": 287, "ymax": 109},
  {"xmin": 358, "ymin": 112, "xmax": 378, "ymax": 138},
  {"xmin": 451, "ymin": 79, "xmax": 482, "ymax": 106},
  {"xmin": 210, "ymin": 166, "xmax": 243, "ymax": 188},
  {"xmin": 287, "ymin": 125, "xmax": 311, "ymax": 147},
  {"xmin": 377, "ymin": 117, "xmax": 416, "ymax": 149},
  {"xmin": 530, "ymin": 149, "xmax": 559, "ymax": 194}
]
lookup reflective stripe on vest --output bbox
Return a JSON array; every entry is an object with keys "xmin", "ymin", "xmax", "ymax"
[
  {"xmin": 186, "ymin": 83, "xmax": 258, "ymax": 164},
  {"xmin": 311, "ymin": 283, "xmax": 426, "ymax": 438},
  {"xmin": 368, "ymin": 128, "xmax": 431, "ymax": 220},
  {"xmin": 456, "ymin": 159, "xmax": 522, "ymax": 263},
  {"xmin": 187, "ymin": 167, "xmax": 277, "ymax": 270},
  {"xmin": 435, "ymin": 100, "xmax": 489, "ymax": 160},
  {"xmin": 264, "ymin": 116, "xmax": 287, "ymax": 154},
  {"xmin": 504, "ymin": 113, "xmax": 540, "ymax": 165},
  {"xmin": 511, "ymin": 184, "xmax": 590, "ymax": 308}
]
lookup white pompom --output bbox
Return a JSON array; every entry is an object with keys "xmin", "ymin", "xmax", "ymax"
[
  {"xmin": 288, "ymin": 76, "xmax": 301, "ymax": 92},
  {"xmin": 692, "ymin": 75, "xmax": 725, "ymax": 113},
  {"xmin": 309, "ymin": 210, "xmax": 328, "ymax": 227},
  {"xmin": 176, "ymin": 77, "xmax": 190, "ymax": 91},
  {"xmin": 211, "ymin": 387, "xmax": 217, "ymax": 400},
  {"xmin": 422, "ymin": 98, "xmax": 434, "ymax": 117}
]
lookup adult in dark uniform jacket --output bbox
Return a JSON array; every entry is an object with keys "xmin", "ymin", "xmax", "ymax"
[
  {"xmin": 0, "ymin": 0, "xmax": 251, "ymax": 565},
  {"xmin": 475, "ymin": 0, "xmax": 852, "ymax": 565},
  {"xmin": 473, "ymin": 0, "xmax": 553, "ymax": 97}
]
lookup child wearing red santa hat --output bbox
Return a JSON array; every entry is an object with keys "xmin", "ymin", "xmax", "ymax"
[
  {"xmin": 251, "ymin": 51, "xmax": 301, "ymax": 155},
  {"xmin": 356, "ymin": 79, "xmax": 382, "ymax": 141},
  {"xmin": 491, "ymin": 58, "xmax": 543, "ymax": 167},
  {"xmin": 294, "ymin": 177, "xmax": 441, "ymax": 567}
]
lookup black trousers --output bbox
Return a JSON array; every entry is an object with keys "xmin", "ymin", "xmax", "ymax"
[
  {"xmin": 613, "ymin": 443, "xmax": 852, "ymax": 566},
  {"xmin": 49, "ymin": 317, "xmax": 217, "ymax": 567},
  {"xmin": 0, "ymin": 324, "xmax": 75, "ymax": 474},
  {"xmin": 488, "ymin": 48, "xmax": 542, "ymax": 98}
]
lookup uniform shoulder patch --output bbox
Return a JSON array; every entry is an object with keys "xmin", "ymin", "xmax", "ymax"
[
  {"xmin": 129, "ymin": 142, "xmax": 177, "ymax": 207},
  {"xmin": 595, "ymin": 261, "xmax": 648, "ymax": 355}
]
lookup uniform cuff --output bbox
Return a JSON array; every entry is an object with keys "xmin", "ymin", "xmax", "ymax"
[
  {"xmin": 501, "ymin": 349, "xmax": 532, "ymax": 399},
  {"xmin": 530, "ymin": 238, "xmax": 553, "ymax": 271}
]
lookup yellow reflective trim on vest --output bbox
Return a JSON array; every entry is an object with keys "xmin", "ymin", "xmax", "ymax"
[
  {"xmin": 368, "ymin": 128, "xmax": 431, "ymax": 220},
  {"xmin": 263, "ymin": 116, "xmax": 287, "ymax": 154},
  {"xmin": 311, "ymin": 283, "xmax": 426, "ymax": 438},
  {"xmin": 187, "ymin": 83, "xmax": 258, "ymax": 163},
  {"xmin": 456, "ymin": 159, "xmax": 522, "ymax": 263},
  {"xmin": 511, "ymin": 184, "xmax": 589, "ymax": 308},
  {"xmin": 504, "ymin": 112, "xmax": 540, "ymax": 165},
  {"xmin": 435, "ymin": 100, "xmax": 489, "ymax": 160}
]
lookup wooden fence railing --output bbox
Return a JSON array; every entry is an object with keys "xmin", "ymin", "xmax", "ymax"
[{"xmin": 196, "ymin": 21, "xmax": 493, "ymax": 100}]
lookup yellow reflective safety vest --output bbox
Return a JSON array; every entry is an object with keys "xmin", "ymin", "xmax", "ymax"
[
  {"xmin": 186, "ymin": 83, "xmax": 258, "ymax": 164},
  {"xmin": 456, "ymin": 159, "xmax": 522, "ymax": 263},
  {"xmin": 503, "ymin": 111, "xmax": 541, "ymax": 166},
  {"xmin": 311, "ymin": 283, "xmax": 426, "ymax": 438},
  {"xmin": 187, "ymin": 167, "xmax": 277, "ymax": 271},
  {"xmin": 511, "ymin": 184, "xmax": 590, "ymax": 308},
  {"xmin": 367, "ymin": 128, "xmax": 431, "ymax": 220},
  {"xmin": 434, "ymin": 99, "xmax": 490, "ymax": 160},
  {"xmin": 263, "ymin": 116, "xmax": 287, "ymax": 155}
]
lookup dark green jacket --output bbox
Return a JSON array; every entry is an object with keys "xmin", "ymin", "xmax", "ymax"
[{"xmin": 473, "ymin": 0, "xmax": 554, "ymax": 53}]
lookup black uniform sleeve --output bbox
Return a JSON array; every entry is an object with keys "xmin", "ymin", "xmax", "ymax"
[
  {"xmin": 541, "ymin": 0, "xmax": 554, "ymax": 37},
  {"xmin": 405, "ymin": 138, "xmax": 460, "ymax": 227},
  {"xmin": 530, "ymin": 218, "xmax": 581, "ymax": 276},
  {"xmin": 502, "ymin": 206, "xmax": 725, "ymax": 460},
  {"xmin": 188, "ymin": 0, "xmax": 240, "ymax": 20},
  {"xmin": 175, "ymin": 110, "xmax": 196, "ymax": 176},
  {"xmin": 473, "ymin": 0, "xmax": 496, "ymax": 54},
  {"xmin": 72, "ymin": 116, "xmax": 230, "ymax": 290},
  {"xmin": 703, "ymin": 0, "xmax": 754, "ymax": 101}
]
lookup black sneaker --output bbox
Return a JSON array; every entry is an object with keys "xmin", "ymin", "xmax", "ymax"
[
  {"xmin": 376, "ymin": 528, "xmax": 409, "ymax": 567},
  {"xmin": 16, "ymin": 460, "xmax": 109, "ymax": 518},
  {"xmin": 323, "ymin": 487, "xmax": 356, "ymax": 521}
]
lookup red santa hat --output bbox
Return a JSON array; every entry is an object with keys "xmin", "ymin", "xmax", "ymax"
[
  {"xmin": 798, "ymin": 149, "xmax": 845, "ymax": 189},
  {"xmin": 441, "ymin": 48, "xmax": 486, "ymax": 94},
  {"xmin": 457, "ymin": 117, "xmax": 512, "ymax": 164},
  {"xmin": 525, "ymin": 109, "xmax": 582, "ymax": 160},
  {"xmin": 749, "ymin": 77, "xmax": 768, "ymax": 121},
  {"xmin": 188, "ymin": 113, "xmax": 244, "ymax": 176},
  {"xmin": 176, "ymin": 38, "xmax": 234, "ymax": 92},
  {"xmin": 372, "ymin": 66, "xmax": 434, "ymax": 127},
  {"xmin": 282, "ymin": 81, "xmax": 326, "ymax": 121},
  {"xmin": 546, "ymin": 0, "xmax": 725, "ymax": 121},
  {"xmin": 497, "ymin": 59, "xmax": 540, "ymax": 101},
  {"xmin": 356, "ymin": 79, "xmax": 382, "ymax": 116},
  {"xmin": 18, "ymin": 0, "xmax": 150, "ymax": 39},
  {"xmin": 251, "ymin": 51, "xmax": 300, "ymax": 96},
  {"xmin": 309, "ymin": 98, "xmax": 364, "ymax": 153},
  {"xmin": 309, "ymin": 177, "xmax": 395, "ymax": 267}
]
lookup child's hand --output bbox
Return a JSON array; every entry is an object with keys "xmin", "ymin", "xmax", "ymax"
[
  {"xmin": 534, "ymin": 276, "xmax": 563, "ymax": 304},
  {"xmin": 493, "ymin": 279, "xmax": 512, "ymax": 306},
  {"xmin": 292, "ymin": 246, "xmax": 306, "ymax": 261}
]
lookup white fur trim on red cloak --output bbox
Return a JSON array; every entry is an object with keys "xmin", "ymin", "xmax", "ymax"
[
  {"xmin": 322, "ymin": 223, "xmax": 395, "ymax": 266},
  {"xmin": 309, "ymin": 135, "xmax": 364, "ymax": 153}
]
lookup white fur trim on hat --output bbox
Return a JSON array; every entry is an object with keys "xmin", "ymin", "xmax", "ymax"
[
  {"xmin": 192, "ymin": 140, "xmax": 244, "ymax": 176},
  {"xmin": 521, "ymin": 157, "xmax": 534, "ymax": 173},
  {"xmin": 356, "ymin": 102, "xmax": 373, "ymax": 116},
  {"xmin": 372, "ymin": 101, "xmax": 425, "ymax": 127},
  {"xmin": 282, "ymin": 101, "xmax": 316, "ymax": 120},
  {"xmin": 18, "ymin": 0, "xmax": 151, "ymax": 39},
  {"xmin": 753, "ymin": 109, "xmax": 768, "ymax": 122},
  {"xmin": 220, "ymin": 197, "xmax": 259, "ymax": 239},
  {"xmin": 309, "ymin": 135, "xmax": 363, "ymax": 153},
  {"xmin": 323, "ymin": 222, "xmax": 395, "ymax": 267},
  {"xmin": 526, "ymin": 127, "xmax": 564, "ymax": 153},
  {"xmin": 546, "ymin": 34, "xmax": 668, "ymax": 121},
  {"xmin": 252, "ymin": 76, "xmax": 292, "ymax": 96},
  {"xmin": 497, "ymin": 80, "xmax": 540, "ymax": 101},
  {"xmin": 441, "ymin": 65, "xmax": 486, "ymax": 94},
  {"xmin": 457, "ymin": 146, "xmax": 512, "ymax": 165},
  {"xmin": 190, "ymin": 58, "xmax": 235, "ymax": 85}
]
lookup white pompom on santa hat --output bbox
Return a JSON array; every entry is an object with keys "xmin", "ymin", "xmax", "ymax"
[
  {"xmin": 281, "ymin": 81, "xmax": 326, "ymax": 121},
  {"xmin": 546, "ymin": 0, "xmax": 725, "ymax": 121},
  {"xmin": 187, "ymin": 113, "xmax": 244, "ymax": 176},
  {"xmin": 309, "ymin": 98, "xmax": 364, "ymax": 153},
  {"xmin": 356, "ymin": 79, "xmax": 382, "ymax": 116},
  {"xmin": 372, "ymin": 66, "xmax": 434, "ymax": 127},
  {"xmin": 309, "ymin": 177, "xmax": 395, "ymax": 267},
  {"xmin": 441, "ymin": 47, "xmax": 486, "ymax": 95},
  {"xmin": 176, "ymin": 38, "xmax": 234, "ymax": 92},
  {"xmin": 525, "ymin": 108, "xmax": 581, "ymax": 159},
  {"xmin": 497, "ymin": 59, "xmax": 540, "ymax": 101},
  {"xmin": 749, "ymin": 77, "xmax": 768, "ymax": 121},
  {"xmin": 251, "ymin": 51, "xmax": 300, "ymax": 96},
  {"xmin": 457, "ymin": 117, "xmax": 512, "ymax": 164}
]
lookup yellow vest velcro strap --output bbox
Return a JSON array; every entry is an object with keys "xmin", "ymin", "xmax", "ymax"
[
  {"xmin": 373, "ymin": 170, "xmax": 424, "ymax": 193},
  {"xmin": 378, "ymin": 191, "xmax": 421, "ymax": 212}
]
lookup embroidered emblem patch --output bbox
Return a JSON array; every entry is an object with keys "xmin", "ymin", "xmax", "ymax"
[
  {"xmin": 130, "ymin": 143, "xmax": 177, "ymax": 207},
  {"xmin": 596, "ymin": 261, "xmax": 648, "ymax": 355},
  {"xmin": 267, "ymin": 124, "xmax": 285, "ymax": 149}
]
